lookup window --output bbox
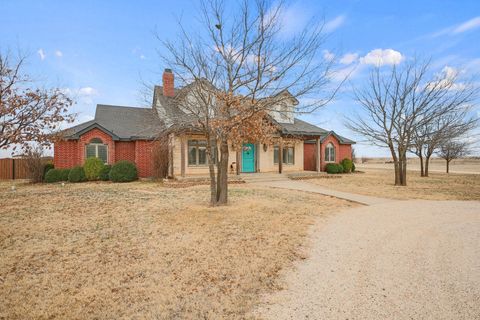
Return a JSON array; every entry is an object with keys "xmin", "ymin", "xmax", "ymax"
[
  {"xmin": 325, "ymin": 143, "xmax": 335, "ymax": 162},
  {"xmin": 85, "ymin": 138, "xmax": 108, "ymax": 163},
  {"xmin": 273, "ymin": 145, "xmax": 295, "ymax": 165},
  {"xmin": 188, "ymin": 140, "xmax": 216, "ymax": 166}
]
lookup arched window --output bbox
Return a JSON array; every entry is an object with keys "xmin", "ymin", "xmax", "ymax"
[
  {"xmin": 85, "ymin": 138, "xmax": 108, "ymax": 163},
  {"xmin": 325, "ymin": 143, "xmax": 335, "ymax": 162}
]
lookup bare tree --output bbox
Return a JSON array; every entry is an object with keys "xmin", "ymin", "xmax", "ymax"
[
  {"xmin": 158, "ymin": 0, "xmax": 340, "ymax": 205},
  {"xmin": 409, "ymin": 67, "xmax": 478, "ymax": 177},
  {"xmin": 437, "ymin": 140, "xmax": 469, "ymax": 173},
  {"xmin": 22, "ymin": 146, "xmax": 46, "ymax": 183},
  {"xmin": 347, "ymin": 59, "xmax": 477, "ymax": 186},
  {"xmin": 0, "ymin": 50, "xmax": 75, "ymax": 152}
]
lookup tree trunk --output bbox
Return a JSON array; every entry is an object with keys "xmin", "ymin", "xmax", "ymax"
[
  {"xmin": 398, "ymin": 150, "xmax": 407, "ymax": 186},
  {"xmin": 206, "ymin": 138, "xmax": 217, "ymax": 206},
  {"xmin": 419, "ymin": 154, "xmax": 424, "ymax": 177},
  {"xmin": 424, "ymin": 155, "xmax": 431, "ymax": 177},
  {"xmin": 389, "ymin": 143, "xmax": 401, "ymax": 186},
  {"xmin": 216, "ymin": 137, "xmax": 229, "ymax": 205},
  {"xmin": 446, "ymin": 159, "xmax": 450, "ymax": 173}
]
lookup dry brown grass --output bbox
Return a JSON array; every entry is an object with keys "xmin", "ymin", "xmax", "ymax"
[
  {"xmin": 310, "ymin": 169, "xmax": 480, "ymax": 200},
  {"xmin": 0, "ymin": 181, "xmax": 353, "ymax": 319}
]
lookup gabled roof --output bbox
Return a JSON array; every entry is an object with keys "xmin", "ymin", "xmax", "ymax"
[
  {"xmin": 62, "ymin": 104, "xmax": 163, "ymax": 140},
  {"xmin": 277, "ymin": 118, "xmax": 355, "ymax": 144}
]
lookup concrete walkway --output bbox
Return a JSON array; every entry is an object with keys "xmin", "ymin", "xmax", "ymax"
[{"xmin": 252, "ymin": 179, "xmax": 388, "ymax": 205}]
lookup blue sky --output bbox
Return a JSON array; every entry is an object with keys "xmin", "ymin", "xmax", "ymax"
[{"xmin": 1, "ymin": 0, "xmax": 479, "ymax": 157}]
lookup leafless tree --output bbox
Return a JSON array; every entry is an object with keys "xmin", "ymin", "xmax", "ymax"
[
  {"xmin": 0, "ymin": 50, "xmax": 75, "ymax": 152},
  {"xmin": 410, "ymin": 106, "xmax": 477, "ymax": 177},
  {"xmin": 347, "ymin": 59, "xmax": 477, "ymax": 186},
  {"xmin": 157, "ymin": 0, "xmax": 341, "ymax": 205},
  {"xmin": 437, "ymin": 140, "xmax": 470, "ymax": 173}
]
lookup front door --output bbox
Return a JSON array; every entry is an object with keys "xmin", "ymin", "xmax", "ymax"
[{"xmin": 242, "ymin": 143, "xmax": 255, "ymax": 173}]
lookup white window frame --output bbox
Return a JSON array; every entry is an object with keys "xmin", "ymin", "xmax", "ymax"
[
  {"xmin": 85, "ymin": 139, "xmax": 108, "ymax": 164},
  {"xmin": 325, "ymin": 143, "xmax": 335, "ymax": 162}
]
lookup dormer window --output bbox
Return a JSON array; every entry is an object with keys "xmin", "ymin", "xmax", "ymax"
[{"xmin": 85, "ymin": 138, "xmax": 108, "ymax": 163}]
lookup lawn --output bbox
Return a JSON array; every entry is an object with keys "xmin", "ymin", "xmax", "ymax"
[
  {"xmin": 310, "ymin": 168, "xmax": 480, "ymax": 200},
  {"xmin": 0, "ymin": 181, "xmax": 354, "ymax": 319}
]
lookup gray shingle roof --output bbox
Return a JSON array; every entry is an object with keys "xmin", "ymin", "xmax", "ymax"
[
  {"xmin": 63, "ymin": 86, "xmax": 354, "ymax": 144},
  {"xmin": 62, "ymin": 104, "xmax": 162, "ymax": 140},
  {"xmin": 277, "ymin": 118, "xmax": 355, "ymax": 144}
]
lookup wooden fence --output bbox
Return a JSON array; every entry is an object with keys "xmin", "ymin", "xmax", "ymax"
[{"xmin": 0, "ymin": 158, "xmax": 29, "ymax": 180}]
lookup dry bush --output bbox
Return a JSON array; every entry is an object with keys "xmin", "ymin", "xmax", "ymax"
[
  {"xmin": 22, "ymin": 147, "xmax": 48, "ymax": 183},
  {"xmin": 152, "ymin": 136, "xmax": 169, "ymax": 179}
]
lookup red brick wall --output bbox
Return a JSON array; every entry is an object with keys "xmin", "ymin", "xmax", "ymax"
[
  {"xmin": 320, "ymin": 134, "xmax": 352, "ymax": 171},
  {"xmin": 135, "ymin": 140, "xmax": 154, "ymax": 177},
  {"xmin": 54, "ymin": 140, "xmax": 80, "ymax": 168},
  {"xmin": 115, "ymin": 141, "xmax": 136, "ymax": 162}
]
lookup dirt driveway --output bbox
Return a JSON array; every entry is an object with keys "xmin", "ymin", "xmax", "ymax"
[{"xmin": 255, "ymin": 199, "xmax": 480, "ymax": 319}]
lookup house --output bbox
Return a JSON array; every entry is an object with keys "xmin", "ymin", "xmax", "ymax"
[{"xmin": 54, "ymin": 69, "xmax": 355, "ymax": 178}]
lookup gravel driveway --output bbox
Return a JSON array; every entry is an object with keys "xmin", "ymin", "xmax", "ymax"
[{"xmin": 255, "ymin": 200, "xmax": 480, "ymax": 319}]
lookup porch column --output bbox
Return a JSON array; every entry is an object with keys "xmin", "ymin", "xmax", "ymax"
[
  {"xmin": 180, "ymin": 136, "xmax": 186, "ymax": 177},
  {"xmin": 255, "ymin": 143, "xmax": 260, "ymax": 173},
  {"xmin": 168, "ymin": 133, "xmax": 174, "ymax": 177},
  {"xmin": 316, "ymin": 137, "xmax": 321, "ymax": 172},
  {"xmin": 236, "ymin": 148, "xmax": 240, "ymax": 175},
  {"xmin": 279, "ymin": 138, "xmax": 283, "ymax": 174}
]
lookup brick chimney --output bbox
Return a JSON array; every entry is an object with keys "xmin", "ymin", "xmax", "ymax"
[{"xmin": 162, "ymin": 68, "xmax": 175, "ymax": 97}]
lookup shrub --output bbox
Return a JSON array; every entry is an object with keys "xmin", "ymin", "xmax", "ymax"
[
  {"xmin": 326, "ymin": 163, "xmax": 339, "ymax": 174},
  {"xmin": 99, "ymin": 165, "xmax": 111, "ymax": 181},
  {"xmin": 352, "ymin": 162, "xmax": 356, "ymax": 172},
  {"xmin": 60, "ymin": 169, "xmax": 71, "ymax": 181},
  {"xmin": 336, "ymin": 163, "xmax": 344, "ymax": 173},
  {"xmin": 109, "ymin": 160, "xmax": 138, "ymax": 182},
  {"xmin": 340, "ymin": 158, "xmax": 353, "ymax": 173},
  {"xmin": 68, "ymin": 166, "xmax": 86, "ymax": 183},
  {"xmin": 84, "ymin": 157, "xmax": 105, "ymax": 181},
  {"xmin": 326, "ymin": 163, "xmax": 344, "ymax": 174},
  {"xmin": 44, "ymin": 169, "xmax": 63, "ymax": 183},
  {"xmin": 43, "ymin": 163, "xmax": 55, "ymax": 181}
]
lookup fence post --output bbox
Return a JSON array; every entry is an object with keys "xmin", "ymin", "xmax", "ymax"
[{"xmin": 12, "ymin": 158, "xmax": 15, "ymax": 180}]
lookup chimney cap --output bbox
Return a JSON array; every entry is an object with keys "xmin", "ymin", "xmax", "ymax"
[{"xmin": 164, "ymin": 68, "xmax": 172, "ymax": 73}]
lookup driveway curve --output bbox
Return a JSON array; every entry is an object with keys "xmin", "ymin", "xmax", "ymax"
[{"xmin": 255, "ymin": 200, "xmax": 480, "ymax": 319}]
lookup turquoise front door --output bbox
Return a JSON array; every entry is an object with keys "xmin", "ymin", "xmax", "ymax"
[{"xmin": 242, "ymin": 143, "xmax": 255, "ymax": 173}]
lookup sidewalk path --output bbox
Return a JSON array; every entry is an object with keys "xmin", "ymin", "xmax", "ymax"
[{"xmin": 253, "ymin": 179, "xmax": 388, "ymax": 205}]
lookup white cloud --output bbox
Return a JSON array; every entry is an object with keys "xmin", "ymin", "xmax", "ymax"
[
  {"xmin": 55, "ymin": 50, "xmax": 63, "ymax": 57},
  {"xmin": 339, "ymin": 52, "xmax": 359, "ymax": 65},
  {"xmin": 322, "ymin": 50, "xmax": 335, "ymax": 61},
  {"xmin": 360, "ymin": 49, "xmax": 404, "ymax": 66},
  {"xmin": 324, "ymin": 15, "xmax": 346, "ymax": 33},
  {"xmin": 37, "ymin": 49, "xmax": 46, "ymax": 60},
  {"xmin": 78, "ymin": 87, "xmax": 97, "ymax": 96},
  {"xmin": 432, "ymin": 16, "xmax": 480, "ymax": 37},
  {"xmin": 453, "ymin": 16, "xmax": 480, "ymax": 34},
  {"xmin": 427, "ymin": 66, "xmax": 467, "ymax": 91}
]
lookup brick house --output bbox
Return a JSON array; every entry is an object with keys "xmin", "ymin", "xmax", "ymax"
[{"xmin": 54, "ymin": 69, "xmax": 355, "ymax": 178}]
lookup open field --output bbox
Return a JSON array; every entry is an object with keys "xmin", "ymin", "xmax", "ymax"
[
  {"xmin": 309, "ymin": 168, "xmax": 480, "ymax": 200},
  {"xmin": 0, "ymin": 181, "xmax": 353, "ymax": 319},
  {"xmin": 357, "ymin": 157, "xmax": 480, "ymax": 174}
]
